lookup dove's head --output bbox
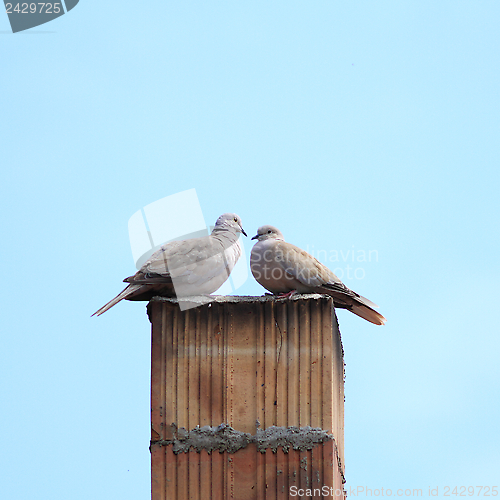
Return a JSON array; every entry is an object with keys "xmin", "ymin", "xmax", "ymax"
[
  {"xmin": 214, "ymin": 213, "xmax": 247, "ymax": 236},
  {"xmin": 251, "ymin": 225, "xmax": 285, "ymax": 242}
]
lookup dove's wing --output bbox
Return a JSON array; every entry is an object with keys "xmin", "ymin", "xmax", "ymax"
[
  {"xmin": 126, "ymin": 233, "xmax": 242, "ymax": 295},
  {"xmin": 274, "ymin": 241, "xmax": 343, "ymax": 287}
]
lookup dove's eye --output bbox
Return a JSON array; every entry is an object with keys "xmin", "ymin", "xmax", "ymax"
[
  {"xmin": 234, "ymin": 217, "xmax": 238, "ymax": 222},
  {"xmin": 267, "ymin": 230, "xmax": 272, "ymax": 234}
]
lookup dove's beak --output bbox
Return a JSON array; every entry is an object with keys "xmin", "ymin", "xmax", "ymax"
[
  {"xmin": 251, "ymin": 234, "xmax": 258, "ymax": 240},
  {"xmin": 241, "ymin": 228, "xmax": 248, "ymax": 237}
]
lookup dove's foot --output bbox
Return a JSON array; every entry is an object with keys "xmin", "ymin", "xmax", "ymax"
[{"xmin": 277, "ymin": 290, "xmax": 297, "ymax": 299}]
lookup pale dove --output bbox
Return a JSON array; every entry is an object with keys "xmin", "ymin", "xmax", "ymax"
[
  {"xmin": 250, "ymin": 225, "xmax": 386, "ymax": 325},
  {"xmin": 93, "ymin": 213, "xmax": 246, "ymax": 316}
]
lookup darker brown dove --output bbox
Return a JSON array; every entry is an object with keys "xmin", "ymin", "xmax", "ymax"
[{"xmin": 250, "ymin": 225, "xmax": 386, "ymax": 325}]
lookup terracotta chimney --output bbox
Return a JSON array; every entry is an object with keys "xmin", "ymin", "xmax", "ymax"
[{"xmin": 148, "ymin": 294, "xmax": 346, "ymax": 499}]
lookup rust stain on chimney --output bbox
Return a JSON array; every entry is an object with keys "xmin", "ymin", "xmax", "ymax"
[{"xmin": 148, "ymin": 294, "xmax": 345, "ymax": 499}]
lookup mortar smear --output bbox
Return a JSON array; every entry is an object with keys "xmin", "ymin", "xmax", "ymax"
[{"xmin": 154, "ymin": 424, "xmax": 333, "ymax": 455}]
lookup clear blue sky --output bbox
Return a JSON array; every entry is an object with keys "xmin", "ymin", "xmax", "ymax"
[{"xmin": 1, "ymin": 1, "xmax": 499, "ymax": 498}]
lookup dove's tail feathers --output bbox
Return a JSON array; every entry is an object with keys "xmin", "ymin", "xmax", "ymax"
[
  {"xmin": 92, "ymin": 284, "xmax": 143, "ymax": 317},
  {"xmin": 319, "ymin": 285, "xmax": 386, "ymax": 325},
  {"xmin": 350, "ymin": 302, "xmax": 387, "ymax": 325},
  {"xmin": 356, "ymin": 293, "xmax": 380, "ymax": 309}
]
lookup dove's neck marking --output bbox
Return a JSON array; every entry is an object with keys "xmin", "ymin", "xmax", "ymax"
[
  {"xmin": 255, "ymin": 238, "xmax": 280, "ymax": 250},
  {"xmin": 213, "ymin": 228, "xmax": 240, "ymax": 243},
  {"xmin": 212, "ymin": 230, "xmax": 243, "ymax": 271}
]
